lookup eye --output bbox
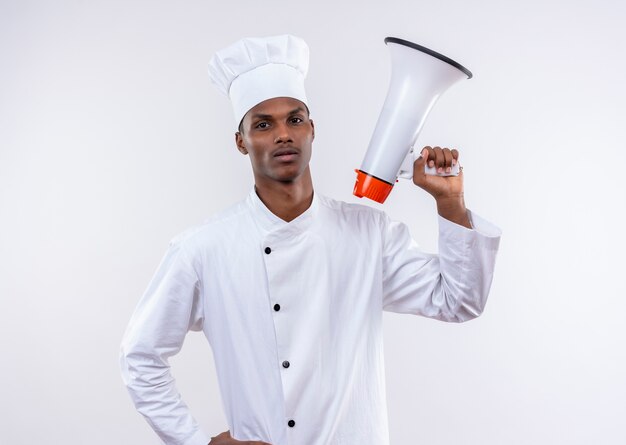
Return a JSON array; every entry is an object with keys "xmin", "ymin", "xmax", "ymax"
[
  {"xmin": 255, "ymin": 121, "xmax": 269, "ymax": 129},
  {"xmin": 290, "ymin": 117, "xmax": 303, "ymax": 124}
]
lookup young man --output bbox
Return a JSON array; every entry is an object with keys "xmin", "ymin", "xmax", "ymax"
[{"xmin": 120, "ymin": 35, "xmax": 501, "ymax": 445}]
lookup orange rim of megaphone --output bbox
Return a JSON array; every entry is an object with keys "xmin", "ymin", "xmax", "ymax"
[{"xmin": 353, "ymin": 169, "xmax": 394, "ymax": 204}]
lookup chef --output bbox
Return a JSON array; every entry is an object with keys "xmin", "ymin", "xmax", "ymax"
[{"xmin": 120, "ymin": 34, "xmax": 501, "ymax": 445}]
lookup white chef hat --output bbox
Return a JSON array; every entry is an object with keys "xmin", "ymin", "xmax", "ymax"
[{"xmin": 208, "ymin": 34, "xmax": 309, "ymax": 127}]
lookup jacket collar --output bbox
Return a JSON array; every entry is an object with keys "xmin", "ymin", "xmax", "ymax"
[{"xmin": 247, "ymin": 187, "xmax": 319, "ymax": 236}]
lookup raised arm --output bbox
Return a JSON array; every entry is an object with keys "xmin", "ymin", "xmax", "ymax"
[{"xmin": 382, "ymin": 146, "xmax": 501, "ymax": 321}]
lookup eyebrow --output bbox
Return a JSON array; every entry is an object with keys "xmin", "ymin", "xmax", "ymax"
[
  {"xmin": 250, "ymin": 113, "xmax": 273, "ymax": 120},
  {"xmin": 250, "ymin": 107, "xmax": 306, "ymax": 120}
]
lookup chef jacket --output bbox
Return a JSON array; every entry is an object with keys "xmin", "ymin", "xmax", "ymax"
[{"xmin": 120, "ymin": 188, "xmax": 501, "ymax": 445}]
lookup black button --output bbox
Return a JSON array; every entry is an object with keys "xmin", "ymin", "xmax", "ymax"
[
  {"xmin": 264, "ymin": 247, "xmax": 271, "ymax": 254},
  {"xmin": 282, "ymin": 360, "xmax": 290, "ymax": 368},
  {"xmin": 288, "ymin": 419, "xmax": 295, "ymax": 428},
  {"xmin": 273, "ymin": 304, "xmax": 281, "ymax": 311}
]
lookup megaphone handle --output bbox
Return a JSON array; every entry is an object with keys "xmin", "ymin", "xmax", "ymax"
[
  {"xmin": 397, "ymin": 147, "xmax": 461, "ymax": 179},
  {"xmin": 425, "ymin": 162, "xmax": 461, "ymax": 176}
]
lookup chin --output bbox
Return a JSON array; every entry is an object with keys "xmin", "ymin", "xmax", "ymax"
[
  {"xmin": 275, "ymin": 175, "xmax": 301, "ymax": 184},
  {"xmin": 274, "ymin": 167, "xmax": 307, "ymax": 182}
]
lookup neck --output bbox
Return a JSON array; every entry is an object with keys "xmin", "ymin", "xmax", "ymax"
[{"xmin": 254, "ymin": 169, "xmax": 314, "ymax": 222}]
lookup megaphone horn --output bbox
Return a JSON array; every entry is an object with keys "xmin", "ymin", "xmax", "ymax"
[{"xmin": 353, "ymin": 37, "xmax": 472, "ymax": 204}]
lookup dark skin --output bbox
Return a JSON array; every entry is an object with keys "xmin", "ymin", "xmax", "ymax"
[
  {"xmin": 414, "ymin": 145, "xmax": 471, "ymax": 228},
  {"xmin": 234, "ymin": 96, "xmax": 315, "ymax": 223},
  {"xmin": 210, "ymin": 96, "xmax": 471, "ymax": 445},
  {"xmin": 209, "ymin": 431, "xmax": 270, "ymax": 445}
]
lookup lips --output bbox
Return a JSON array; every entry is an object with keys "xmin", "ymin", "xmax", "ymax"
[
  {"xmin": 273, "ymin": 148, "xmax": 300, "ymax": 162},
  {"xmin": 273, "ymin": 148, "xmax": 299, "ymax": 157}
]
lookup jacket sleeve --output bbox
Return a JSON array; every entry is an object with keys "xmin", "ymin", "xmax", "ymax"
[
  {"xmin": 120, "ymin": 238, "xmax": 210, "ymax": 445},
  {"xmin": 381, "ymin": 210, "xmax": 501, "ymax": 322}
]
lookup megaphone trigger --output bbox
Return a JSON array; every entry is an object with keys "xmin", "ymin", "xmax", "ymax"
[{"xmin": 396, "ymin": 147, "xmax": 416, "ymax": 180}]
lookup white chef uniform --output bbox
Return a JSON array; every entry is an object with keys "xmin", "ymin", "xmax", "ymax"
[
  {"xmin": 121, "ymin": 33, "xmax": 501, "ymax": 445},
  {"xmin": 120, "ymin": 189, "xmax": 501, "ymax": 445}
]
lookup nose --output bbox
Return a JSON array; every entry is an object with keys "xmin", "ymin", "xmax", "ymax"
[{"xmin": 273, "ymin": 122, "xmax": 293, "ymax": 144}]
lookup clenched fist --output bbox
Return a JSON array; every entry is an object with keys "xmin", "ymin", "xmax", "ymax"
[{"xmin": 413, "ymin": 146, "xmax": 471, "ymax": 228}]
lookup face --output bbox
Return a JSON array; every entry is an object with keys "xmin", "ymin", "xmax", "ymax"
[{"xmin": 235, "ymin": 97, "xmax": 315, "ymax": 187}]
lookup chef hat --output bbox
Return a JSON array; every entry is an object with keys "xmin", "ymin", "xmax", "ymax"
[{"xmin": 208, "ymin": 34, "xmax": 310, "ymax": 127}]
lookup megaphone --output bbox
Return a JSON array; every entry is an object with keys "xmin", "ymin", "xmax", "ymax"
[{"xmin": 353, "ymin": 37, "xmax": 472, "ymax": 204}]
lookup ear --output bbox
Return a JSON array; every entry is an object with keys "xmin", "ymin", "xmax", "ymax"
[
  {"xmin": 235, "ymin": 132, "xmax": 248, "ymax": 155},
  {"xmin": 310, "ymin": 119, "xmax": 315, "ymax": 141}
]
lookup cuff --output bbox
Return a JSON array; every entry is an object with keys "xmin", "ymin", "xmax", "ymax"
[
  {"xmin": 439, "ymin": 209, "xmax": 501, "ymax": 236},
  {"xmin": 184, "ymin": 428, "xmax": 211, "ymax": 445},
  {"xmin": 438, "ymin": 209, "xmax": 502, "ymax": 250}
]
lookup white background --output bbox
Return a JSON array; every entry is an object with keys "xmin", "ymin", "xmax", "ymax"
[{"xmin": 1, "ymin": 0, "xmax": 625, "ymax": 444}]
